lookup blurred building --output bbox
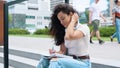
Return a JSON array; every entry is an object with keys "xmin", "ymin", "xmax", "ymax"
[
  {"xmin": 50, "ymin": 0, "xmax": 65, "ymax": 11},
  {"xmin": 9, "ymin": 0, "xmax": 51, "ymax": 33}
]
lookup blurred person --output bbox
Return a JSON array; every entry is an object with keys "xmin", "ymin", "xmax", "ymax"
[
  {"xmin": 89, "ymin": 0, "xmax": 106, "ymax": 44},
  {"xmin": 36, "ymin": 3, "xmax": 91, "ymax": 68},
  {"xmin": 110, "ymin": 32, "xmax": 116, "ymax": 42},
  {"xmin": 110, "ymin": 0, "xmax": 120, "ymax": 44}
]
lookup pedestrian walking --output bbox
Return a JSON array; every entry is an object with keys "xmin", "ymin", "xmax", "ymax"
[
  {"xmin": 111, "ymin": 0, "xmax": 120, "ymax": 44},
  {"xmin": 89, "ymin": 0, "xmax": 106, "ymax": 44}
]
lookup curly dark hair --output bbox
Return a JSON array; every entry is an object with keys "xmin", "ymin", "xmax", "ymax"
[
  {"xmin": 115, "ymin": 0, "xmax": 119, "ymax": 4},
  {"xmin": 49, "ymin": 4, "xmax": 76, "ymax": 46}
]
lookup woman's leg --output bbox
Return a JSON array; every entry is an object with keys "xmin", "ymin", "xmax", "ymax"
[
  {"xmin": 116, "ymin": 18, "xmax": 120, "ymax": 43},
  {"xmin": 49, "ymin": 58, "xmax": 91, "ymax": 68},
  {"xmin": 49, "ymin": 60, "xmax": 61, "ymax": 68},
  {"xmin": 36, "ymin": 56, "xmax": 50, "ymax": 68}
]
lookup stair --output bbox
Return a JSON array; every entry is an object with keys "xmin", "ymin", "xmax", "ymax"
[
  {"xmin": 0, "ymin": 46, "xmax": 120, "ymax": 68},
  {"xmin": 0, "ymin": 47, "xmax": 42, "ymax": 68}
]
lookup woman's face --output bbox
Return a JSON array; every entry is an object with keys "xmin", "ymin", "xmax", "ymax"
[
  {"xmin": 117, "ymin": 0, "xmax": 120, "ymax": 6},
  {"xmin": 57, "ymin": 11, "xmax": 72, "ymax": 28},
  {"xmin": 95, "ymin": 0, "xmax": 99, "ymax": 2}
]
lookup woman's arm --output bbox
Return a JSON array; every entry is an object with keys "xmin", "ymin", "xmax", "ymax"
[
  {"xmin": 50, "ymin": 43, "xmax": 66, "ymax": 61},
  {"xmin": 65, "ymin": 13, "xmax": 84, "ymax": 40},
  {"xmin": 56, "ymin": 43, "xmax": 67, "ymax": 54},
  {"xmin": 49, "ymin": 43, "xmax": 67, "ymax": 54}
]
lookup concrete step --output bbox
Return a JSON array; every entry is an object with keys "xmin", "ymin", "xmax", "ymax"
[
  {"xmin": 0, "ymin": 47, "xmax": 42, "ymax": 60},
  {"xmin": 0, "ymin": 63, "xmax": 14, "ymax": 68},
  {"xmin": 0, "ymin": 52, "xmax": 39, "ymax": 68},
  {"xmin": 91, "ymin": 58, "xmax": 120, "ymax": 68},
  {"xmin": 0, "ymin": 46, "xmax": 120, "ymax": 68},
  {"xmin": 0, "ymin": 47, "xmax": 41, "ymax": 68}
]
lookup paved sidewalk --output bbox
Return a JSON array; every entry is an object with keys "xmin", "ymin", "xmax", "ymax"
[
  {"xmin": 8, "ymin": 36, "xmax": 120, "ymax": 67},
  {"xmin": 89, "ymin": 41, "xmax": 120, "ymax": 67}
]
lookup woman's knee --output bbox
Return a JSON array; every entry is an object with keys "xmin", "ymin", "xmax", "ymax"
[
  {"xmin": 36, "ymin": 56, "xmax": 50, "ymax": 68},
  {"xmin": 49, "ymin": 60, "xmax": 61, "ymax": 68}
]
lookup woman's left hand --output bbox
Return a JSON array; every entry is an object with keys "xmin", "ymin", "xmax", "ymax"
[{"xmin": 71, "ymin": 13, "xmax": 79, "ymax": 24}]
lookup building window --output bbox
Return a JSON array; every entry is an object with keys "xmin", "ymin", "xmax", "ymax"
[
  {"xmin": 26, "ymin": 15, "xmax": 35, "ymax": 19},
  {"xmin": 37, "ymin": 22, "xmax": 42, "ymax": 25},
  {"xmin": 28, "ymin": 0, "xmax": 38, "ymax": 4},
  {"xmin": 28, "ymin": 7, "xmax": 38, "ymax": 10},
  {"xmin": 37, "ymin": 16, "xmax": 42, "ymax": 19},
  {"xmin": 44, "ymin": 16, "xmax": 50, "ymax": 20},
  {"xmin": 9, "ymin": 5, "xmax": 15, "ymax": 9},
  {"xmin": 26, "ymin": 24, "xmax": 35, "ymax": 28}
]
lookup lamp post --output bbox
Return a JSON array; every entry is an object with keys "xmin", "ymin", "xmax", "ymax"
[{"xmin": 65, "ymin": 0, "xmax": 69, "ymax": 4}]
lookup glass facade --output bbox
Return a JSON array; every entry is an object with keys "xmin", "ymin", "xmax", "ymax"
[{"xmin": 26, "ymin": 15, "xmax": 35, "ymax": 19}]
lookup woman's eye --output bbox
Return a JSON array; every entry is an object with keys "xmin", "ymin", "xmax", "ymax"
[{"xmin": 61, "ymin": 18, "xmax": 65, "ymax": 20}]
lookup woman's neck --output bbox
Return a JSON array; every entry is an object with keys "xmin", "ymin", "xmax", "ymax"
[
  {"xmin": 95, "ymin": 1, "xmax": 99, "ymax": 4},
  {"xmin": 117, "ymin": 5, "xmax": 120, "ymax": 8}
]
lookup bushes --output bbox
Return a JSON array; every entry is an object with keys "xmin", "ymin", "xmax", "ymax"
[
  {"xmin": 89, "ymin": 26, "xmax": 116, "ymax": 37},
  {"xmin": 100, "ymin": 26, "xmax": 116, "ymax": 37},
  {"xmin": 9, "ymin": 28, "xmax": 49, "ymax": 35},
  {"xmin": 33, "ymin": 26, "xmax": 115, "ymax": 37},
  {"xmin": 34, "ymin": 28, "xmax": 49, "ymax": 35},
  {"xmin": 9, "ymin": 26, "xmax": 115, "ymax": 37},
  {"xmin": 9, "ymin": 28, "xmax": 30, "ymax": 35}
]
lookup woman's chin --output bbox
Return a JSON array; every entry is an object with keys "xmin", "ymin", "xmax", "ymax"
[
  {"xmin": 64, "ymin": 26, "xmax": 67, "ymax": 28},
  {"xmin": 64, "ymin": 25, "xmax": 68, "ymax": 28}
]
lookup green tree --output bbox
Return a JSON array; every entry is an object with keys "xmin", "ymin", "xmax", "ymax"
[{"xmin": 9, "ymin": 14, "xmax": 12, "ymax": 22}]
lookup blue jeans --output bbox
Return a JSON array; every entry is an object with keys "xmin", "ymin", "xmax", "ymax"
[
  {"xmin": 112, "ymin": 32, "xmax": 116, "ymax": 38},
  {"xmin": 36, "ymin": 56, "xmax": 50, "ymax": 68},
  {"xmin": 115, "ymin": 18, "xmax": 120, "ymax": 43},
  {"xmin": 49, "ymin": 58, "xmax": 91, "ymax": 68}
]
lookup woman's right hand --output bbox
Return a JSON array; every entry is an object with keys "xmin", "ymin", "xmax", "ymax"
[{"xmin": 49, "ymin": 49, "xmax": 56, "ymax": 54}]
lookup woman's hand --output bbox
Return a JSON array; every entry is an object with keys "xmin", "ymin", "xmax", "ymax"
[
  {"xmin": 71, "ymin": 13, "xmax": 79, "ymax": 24},
  {"xmin": 65, "ymin": 13, "xmax": 79, "ymax": 40},
  {"xmin": 49, "ymin": 49, "xmax": 56, "ymax": 54},
  {"xmin": 49, "ymin": 49, "xmax": 58, "ymax": 61}
]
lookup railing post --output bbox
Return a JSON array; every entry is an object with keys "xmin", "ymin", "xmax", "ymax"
[{"xmin": 4, "ymin": 1, "xmax": 9, "ymax": 68}]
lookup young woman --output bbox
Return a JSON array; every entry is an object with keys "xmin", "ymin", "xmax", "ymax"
[{"xmin": 36, "ymin": 4, "xmax": 91, "ymax": 68}]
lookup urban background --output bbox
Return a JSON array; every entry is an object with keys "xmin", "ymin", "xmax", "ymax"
[
  {"xmin": 0, "ymin": 0, "xmax": 120, "ymax": 68},
  {"xmin": 8, "ymin": 0, "xmax": 115, "ymax": 37}
]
